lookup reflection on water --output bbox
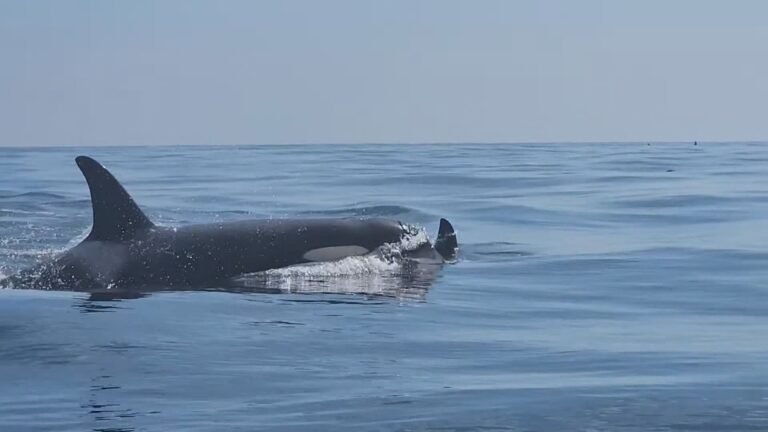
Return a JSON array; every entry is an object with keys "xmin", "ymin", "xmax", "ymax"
[
  {"xmin": 75, "ymin": 296, "xmax": 139, "ymax": 313},
  {"xmin": 83, "ymin": 374, "xmax": 154, "ymax": 432},
  {"xmin": 57, "ymin": 257, "xmax": 444, "ymax": 303},
  {"xmin": 230, "ymin": 258, "xmax": 442, "ymax": 301}
]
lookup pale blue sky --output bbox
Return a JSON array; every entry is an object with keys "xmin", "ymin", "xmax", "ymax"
[{"xmin": 1, "ymin": 0, "xmax": 767, "ymax": 146}]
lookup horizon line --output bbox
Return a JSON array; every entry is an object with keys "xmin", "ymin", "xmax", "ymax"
[{"xmin": 1, "ymin": 140, "xmax": 765, "ymax": 150}]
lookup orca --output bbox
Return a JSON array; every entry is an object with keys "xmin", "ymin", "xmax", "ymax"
[{"xmin": 1, "ymin": 156, "xmax": 458, "ymax": 292}]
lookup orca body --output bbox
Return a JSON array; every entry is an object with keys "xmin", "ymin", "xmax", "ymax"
[{"xmin": 2, "ymin": 156, "xmax": 458, "ymax": 291}]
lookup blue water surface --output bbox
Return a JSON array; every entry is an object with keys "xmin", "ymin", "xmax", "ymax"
[{"xmin": 2, "ymin": 143, "xmax": 768, "ymax": 431}]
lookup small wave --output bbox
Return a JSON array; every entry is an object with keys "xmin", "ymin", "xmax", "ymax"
[
  {"xmin": 0, "ymin": 192, "xmax": 66, "ymax": 200},
  {"xmin": 0, "ymin": 208, "xmax": 56, "ymax": 216},
  {"xmin": 611, "ymin": 194, "xmax": 745, "ymax": 209},
  {"xmin": 591, "ymin": 175, "xmax": 664, "ymax": 184},
  {"xmin": 464, "ymin": 242, "xmax": 533, "ymax": 261},
  {"xmin": 55, "ymin": 199, "xmax": 92, "ymax": 208},
  {"xmin": 298, "ymin": 205, "xmax": 423, "ymax": 218}
]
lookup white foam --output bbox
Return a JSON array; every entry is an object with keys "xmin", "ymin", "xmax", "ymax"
[
  {"xmin": 267, "ymin": 254, "xmax": 399, "ymax": 278},
  {"xmin": 0, "ymin": 246, "xmax": 62, "ymax": 258},
  {"xmin": 398, "ymin": 225, "xmax": 432, "ymax": 251},
  {"xmin": 0, "ymin": 226, "xmax": 89, "ymax": 283}
]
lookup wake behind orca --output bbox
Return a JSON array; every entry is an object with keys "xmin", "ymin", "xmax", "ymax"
[{"xmin": 1, "ymin": 156, "xmax": 458, "ymax": 293}]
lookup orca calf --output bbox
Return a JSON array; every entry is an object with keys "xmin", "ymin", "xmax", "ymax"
[{"xmin": 2, "ymin": 156, "xmax": 457, "ymax": 292}]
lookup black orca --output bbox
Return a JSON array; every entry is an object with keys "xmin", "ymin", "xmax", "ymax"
[{"xmin": 1, "ymin": 156, "xmax": 458, "ymax": 292}]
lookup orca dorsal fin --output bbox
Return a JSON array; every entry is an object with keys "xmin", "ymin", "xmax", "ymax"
[
  {"xmin": 75, "ymin": 156, "xmax": 154, "ymax": 241},
  {"xmin": 434, "ymin": 218, "xmax": 458, "ymax": 260}
]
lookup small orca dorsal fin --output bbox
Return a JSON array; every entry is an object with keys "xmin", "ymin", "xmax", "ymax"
[
  {"xmin": 434, "ymin": 218, "xmax": 458, "ymax": 260},
  {"xmin": 75, "ymin": 156, "xmax": 154, "ymax": 241}
]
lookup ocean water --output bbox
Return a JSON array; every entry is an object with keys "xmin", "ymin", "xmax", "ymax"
[{"xmin": 2, "ymin": 143, "xmax": 768, "ymax": 431}]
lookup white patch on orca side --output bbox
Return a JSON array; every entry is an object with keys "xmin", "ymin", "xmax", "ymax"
[{"xmin": 302, "ymin": 245, "xmax": 369, "ymax": 262}]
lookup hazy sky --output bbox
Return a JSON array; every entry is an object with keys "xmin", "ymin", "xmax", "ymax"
[{"xmin": 1, "ymin": 0, "xmax": 767, "ymax": 146}]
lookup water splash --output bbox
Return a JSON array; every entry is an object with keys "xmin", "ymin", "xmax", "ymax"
[
  {"xmin": 232, "ymin": 224, "xmax": 439, "ymax": 298},
  {"xmin": 262, "ymin": 223, "xmax": 431, "ymax": 277},
  {"xmin": 64, "ymin": 226, "xmax": 91, "ymax": 250}
]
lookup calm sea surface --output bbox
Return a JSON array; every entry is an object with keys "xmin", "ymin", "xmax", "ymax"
[{"xmin": 2, "ymin": 143, "xmax": 768, "ymax": 431}]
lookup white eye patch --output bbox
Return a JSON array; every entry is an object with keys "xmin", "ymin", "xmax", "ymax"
[{"xmin": 302, "ymin": 245, "xmax": 369, "ymax": 262}]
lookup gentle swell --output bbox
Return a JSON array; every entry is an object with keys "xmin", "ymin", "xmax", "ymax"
[
  {"xmin": 0, "ymin": 192, "xmax": 67, "ymax": 200},
  {"xmin": 297, "ymin": 205, "xmax": 430, "ymax": 218}
]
